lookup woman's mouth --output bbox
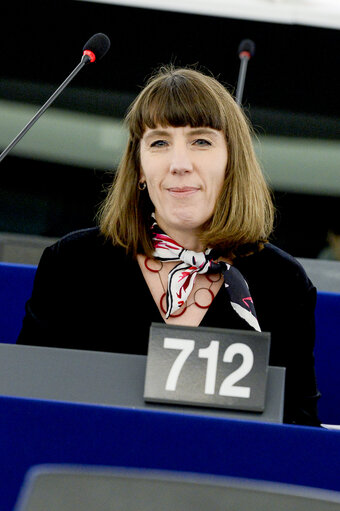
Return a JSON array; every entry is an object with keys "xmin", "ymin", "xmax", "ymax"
[{"xmin": 167, "ymin": 186, "xmax": 200, "ymax": 197}]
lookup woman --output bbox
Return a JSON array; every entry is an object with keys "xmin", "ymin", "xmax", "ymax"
[{"xmin": 17, "ymin": 66, "xmax": 320, "ymax": 426}]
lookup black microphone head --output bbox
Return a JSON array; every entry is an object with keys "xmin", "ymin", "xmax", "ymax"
[
  {"xmin": 82, "ymin": 33, "xmax": 111, "ymax": 62},
  {"xmin": 238, "ymin": 39, "xmax": 255, "ymax": 58}
]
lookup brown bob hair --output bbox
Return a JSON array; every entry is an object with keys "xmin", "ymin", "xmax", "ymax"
[{"xmin": 98, "ymin": 65, "xmax": 275, "ymax": 258}]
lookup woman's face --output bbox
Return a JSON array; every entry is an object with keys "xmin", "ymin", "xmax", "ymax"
[{"xmin": 140, "ymin": 125, "xmax": 228, "ymax": 244}]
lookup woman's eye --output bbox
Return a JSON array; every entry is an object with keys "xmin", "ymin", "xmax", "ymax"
[
  {"xmin": 150, "ymin": 140, "xmax": 168, "ymax": 147},
  {"xmin": 193, "ymin": 138, "xmax": 211, "ymax": 146}
]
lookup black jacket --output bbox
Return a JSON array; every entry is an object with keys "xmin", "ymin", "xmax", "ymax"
[{"xmin": 17, "ymin": 227, "xmax": 321, "ymax": 426}]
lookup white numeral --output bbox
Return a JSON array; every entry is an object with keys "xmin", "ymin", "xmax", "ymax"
[
  {"xmin": 198, "ymin": 340, "xmax": 219, "ymax": 394},
  {"xmin": 219, "ymin": 343, "xmax": 254, "ymax": 398},
  {"xmin": 164, "ymin": 338, "xmax": 195, "ymax": 391},
  {"xmin": 163, "ymin": 339, "xmax": 254, "ymax": 399}
]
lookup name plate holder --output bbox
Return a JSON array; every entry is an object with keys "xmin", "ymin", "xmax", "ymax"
[{"xmin": 144, "ymin": 323, "xmax": 285, "ymax": 419}]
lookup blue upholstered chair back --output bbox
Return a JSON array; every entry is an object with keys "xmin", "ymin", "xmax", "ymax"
[
  {"xmin": 0, "ymin": 262, "xmax": 36, "ymax": 344},
  {"xmin": 314, "ymin": 291, "xmax": 340, "ymax": 425}
]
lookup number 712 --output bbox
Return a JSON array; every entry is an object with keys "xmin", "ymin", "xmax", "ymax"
[{"xmin": 164, "ymin": 338, "xmax": 254, "ymax": 398}]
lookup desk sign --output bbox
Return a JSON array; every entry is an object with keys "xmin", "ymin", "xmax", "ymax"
[{"xmin": 144, "ymin": 323, "xmax": 271, "ymax": 412}]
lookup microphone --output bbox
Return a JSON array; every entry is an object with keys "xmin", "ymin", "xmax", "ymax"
[
  {"xmin": 0, "ymin": 33, "xmax": 111, "ymax": 163},
  {"xmin": 82, "ymin": 33, "xmax": 111, "ymax": 63},
  {"xmin": 235, "ymin": 39, "xmax": 255, "ymax": 106}
]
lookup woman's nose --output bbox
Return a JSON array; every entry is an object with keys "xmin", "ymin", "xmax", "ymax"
[{"xmin": 169, "ymin": 145, "xmax": 194, "ymax": 175}]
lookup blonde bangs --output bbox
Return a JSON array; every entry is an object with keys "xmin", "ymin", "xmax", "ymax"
[{"xmin": 126, "ymin": 68, "xmax": 227, "ymax": 138}]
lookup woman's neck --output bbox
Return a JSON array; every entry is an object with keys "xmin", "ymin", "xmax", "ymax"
[
  {"xmin": 170, "ymin": 231, "xmax": 203, "ymax": 252},
  {"xmin": 155, "ymin": 225, "xmax": 204, "ymax": 252}
]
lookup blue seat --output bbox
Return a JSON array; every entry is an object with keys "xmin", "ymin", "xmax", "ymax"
[
  {"xmin": 314, "ymin": 291, "xmax": 340, "ymax": 425},
  {"xmin": 0, "ymin": 262, "xmax": 37, "ymax": 344}
]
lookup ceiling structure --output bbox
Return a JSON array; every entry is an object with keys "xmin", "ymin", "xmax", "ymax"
[{"xmin": 89, "ymin": 0, "xmax": 340, "ymax": 30}]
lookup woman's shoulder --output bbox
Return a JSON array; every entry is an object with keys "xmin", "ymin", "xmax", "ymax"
[
  {"xmin": 41, "ymin": 227, "xmax": 127, "ymax": 264},
  {"xmin": 257, "ymin": 242, "xmax": 304, "ymax": 268},
  {"xmin": 55, "ymin": 227, "xmax": 104, "ymax": 249},
  {"xmin": 236, "ymin": 242, "xmax": 313, "ymax": 289}
]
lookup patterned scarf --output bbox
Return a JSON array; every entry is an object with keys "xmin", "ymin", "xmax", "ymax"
[{"xmin": 151, "ymin": 219, "xmax": 261, "ymax": 332}]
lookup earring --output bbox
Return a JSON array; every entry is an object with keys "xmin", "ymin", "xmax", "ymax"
[{"xmin": 138, "ymin": 180, "xmax": 147, "ymax": 191}]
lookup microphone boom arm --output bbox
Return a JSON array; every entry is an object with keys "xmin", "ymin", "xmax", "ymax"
[
  {"xmin": 235, "ymin": 53, "xmax": 250, "ymax": 106},
  {"xmin": 235, "ymin": 39, "xmax": 255, "ymax": 106},
  {"xmin": 0, "ymin": 54, "xmax": 90, "ymax": 163}
]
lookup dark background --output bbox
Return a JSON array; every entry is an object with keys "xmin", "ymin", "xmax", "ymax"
[{"xmin": 1, "ymin": 0, "xmax": 339, "ymax": 257}]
